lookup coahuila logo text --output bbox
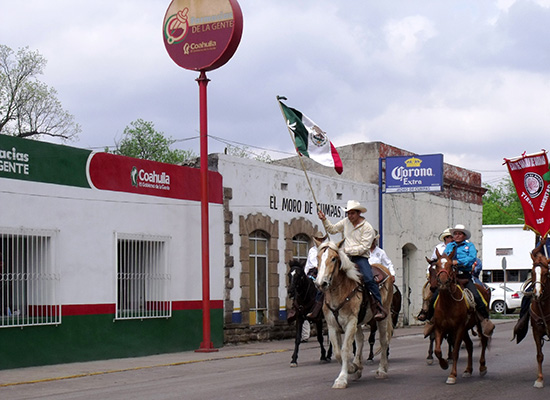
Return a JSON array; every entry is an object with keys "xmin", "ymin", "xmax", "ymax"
[
  {"xmin": 0, "ymin": 147, "xmax": 30, "ymax": 175},
  {"xmin": 131, "ymin": 166, "xmax": 170, "ymax": 191}
]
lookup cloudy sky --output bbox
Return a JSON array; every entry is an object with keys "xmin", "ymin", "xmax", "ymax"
[{"xmin": 2, "ymin": 0, "xmax": 550, "ymax": 186}]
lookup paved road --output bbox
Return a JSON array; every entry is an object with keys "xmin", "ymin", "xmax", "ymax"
[{"xmin": 1, "ymin": 320, "xmax": 549, "ymax": 399}]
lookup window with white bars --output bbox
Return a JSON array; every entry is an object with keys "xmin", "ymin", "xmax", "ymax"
[
  {"xmin": 0, "ymin": 228, "xmax": 60, "ymax": 328},
  {"xmin": 292, "ymin": 234, "xmax": 310, "ymax": 262},
  {"xmin": 115, "ymin": 233, "xmax": 171, "ymax": 320},
  {"xmin": 249, "ymin": 231, "xmax": 268, "ymax": 325}
]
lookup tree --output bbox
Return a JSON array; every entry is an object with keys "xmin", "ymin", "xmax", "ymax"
[
  {"xmin": 482, "ymin": 177, "xmax": 524, "ymax": 225},
  {"xmin": 224, "ymin": 144, "xmax": 272, "ymax": 163},
  {"xmin": 0, "ymin": 44, "xmax": 81, "ymax": 140},
  {"xmin": 109, "ymin": 119, "xmax": 196, "ymax": 164}
]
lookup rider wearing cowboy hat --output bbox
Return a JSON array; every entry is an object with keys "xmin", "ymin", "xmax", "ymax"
[
  {"xmin": 317, "ymin": 200, "xmax": 387, "ymax": 321},
  {"xmin": 445, "ymin": 224, "xmax": 495, "ymax": 337}
]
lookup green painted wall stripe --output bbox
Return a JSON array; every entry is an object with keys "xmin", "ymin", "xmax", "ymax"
[
  {"xmin": 0, "ymin": 309, "xmax": 223, "ymax": 370},
  {"xmin": 0, "ymin": 135, "xmax": 91, "ymax": 188}
]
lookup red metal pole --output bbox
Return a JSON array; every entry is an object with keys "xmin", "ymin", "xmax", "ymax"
[{"xmin": 195, "ymin": 70, "xmax": 217, "ymax": 352}]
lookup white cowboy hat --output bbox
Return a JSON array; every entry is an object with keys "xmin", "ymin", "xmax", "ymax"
[
  {"xmin": 438, "ymin": 228, "xmax": 452, "ymax": 242},
  {"xmin": 344, "ymin": 200, "xmax": 367, "ymax": 213},
  {"xmin": 450, "ymin": 224, "xmax": 471, "ymax": 240}
]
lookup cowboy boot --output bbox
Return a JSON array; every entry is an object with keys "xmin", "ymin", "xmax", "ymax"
[
  {"xmin": 512, "ymin": 311, "xmax": 529, "ymax": 344},
  {"xmin": 373, "ymin": 301, "xmax": 387, "ymax": 321},
  {"xmin": 423, "ymin": 320, "xmax": 434, "ymax": 338},
  {"xmin": 306, "ymin": 300, "xmax": 323, "ymax": 320},
  {"xmin": 480, "ymin": 317, "xmax": 495, "ymax": 338}
]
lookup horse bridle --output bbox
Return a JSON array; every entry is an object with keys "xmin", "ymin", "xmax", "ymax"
[{"xmin": 436, "ymin": 264, "xmax": 464, "ymax": 302}]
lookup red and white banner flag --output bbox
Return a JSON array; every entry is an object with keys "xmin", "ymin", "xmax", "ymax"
[{"xmin": 504, "ymin": 151, "xmax": 550, "ymax": 237}]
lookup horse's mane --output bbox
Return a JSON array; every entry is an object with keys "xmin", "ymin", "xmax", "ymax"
[{"xmin": 319, "ymin": 241, "xmax": 362, "ymax": 284}]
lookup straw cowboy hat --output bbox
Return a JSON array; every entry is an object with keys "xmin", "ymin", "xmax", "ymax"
[
  {"xmin": 312, "ymin": 231, "xmax": 328, "ymax": 241},
  {"xmin": 449, "ymin": 224, "xmax": 471, "ymax": 240},
  {"xmin": 344, "ymin": 200, "xmax": 367, "ymax": 213},
  {"xmin": 438, "ymin": 228, "xmax": 452, "ymax": 242}
]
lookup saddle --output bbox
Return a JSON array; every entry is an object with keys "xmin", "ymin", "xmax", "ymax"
[{"xmin": 372, "ymin": 265, "xmax": 390, "ymax": 285}]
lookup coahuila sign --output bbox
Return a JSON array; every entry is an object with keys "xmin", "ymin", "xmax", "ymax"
[
  {"xmin": 131, "ymin": 166, "xmax": 171, "ymax": 191},
  {"xmin": 385, "ymin": 154, "xmax": 443, "ymax": 193}
]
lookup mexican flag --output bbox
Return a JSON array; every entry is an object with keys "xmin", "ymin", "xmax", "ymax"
[{"xmin": 278, "ymin": 99, "xmax": 343, "ymax": 174}]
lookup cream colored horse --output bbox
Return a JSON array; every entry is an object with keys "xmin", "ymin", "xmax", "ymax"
[{"xmin": 315, "ymin": 240, "xmax": 393, "ymax": 389}]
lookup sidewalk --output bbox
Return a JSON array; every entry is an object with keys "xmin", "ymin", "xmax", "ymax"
[{"xmin": 0, "ymin": 320, "xmax": 514, "ymax": 387}]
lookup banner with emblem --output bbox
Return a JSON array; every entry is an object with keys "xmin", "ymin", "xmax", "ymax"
[{"xmin": 504, "ymin": 151, "xmax": 550, "ymax": 237}]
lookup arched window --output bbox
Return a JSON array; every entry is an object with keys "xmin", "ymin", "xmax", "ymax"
[
  {"xmin": 249, "ymin": 231, "xmax": 268, "ymax": 325},
  {"xmin": 292, "ymin": 234, "xmax": 309, "ymax": 262}
]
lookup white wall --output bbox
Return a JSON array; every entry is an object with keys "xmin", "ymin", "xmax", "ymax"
[
  {"xmin": 0, "ymin": 178, "xmax": 224, "ymax": 305},
  {"xmin": 482, "ymin": 224, "xmax": 536, "ymax": 271}
]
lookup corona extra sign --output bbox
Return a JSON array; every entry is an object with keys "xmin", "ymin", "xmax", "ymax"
[{"xmin": 385, "ymin": 154, "xmax": 444, "ymax": 193}]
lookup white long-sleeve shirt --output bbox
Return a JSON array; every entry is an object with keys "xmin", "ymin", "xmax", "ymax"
[
  {"xmin": 322, "ymin": 217, "xmax": 375, "ymax": 257},
  {"xmin": 368, "ymin": 246, "xmax": 395, "ymax": 276}
]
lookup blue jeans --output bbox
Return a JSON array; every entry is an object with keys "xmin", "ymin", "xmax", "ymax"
[{"xmin": 350, "ymin": 256, "xmax": 382, "ymax": 305}]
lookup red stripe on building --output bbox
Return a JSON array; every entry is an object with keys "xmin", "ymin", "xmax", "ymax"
[{"xmin": 61, "ymin": 301, "xmax": 223, "ymax": 316}]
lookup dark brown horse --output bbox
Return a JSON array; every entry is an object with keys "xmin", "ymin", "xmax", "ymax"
[
  {"xmin": 287, "ymin": 259, "xmax": 332, "ymax": 367},
  {"xmin": 366, "ymin": 283, "xmax": 401, "ymax": 363},
  {"xmin": 430, "ymin": 249, "xmax": 490, "ymax": 384},
  {"xmin": 529, "ymin": 239, "xmax": 550, "ymax": 388}
]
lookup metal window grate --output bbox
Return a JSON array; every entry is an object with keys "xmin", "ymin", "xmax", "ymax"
[
  {"xmin": 0, "ymin": 228, "xmax": 60, "ymax": 328},
  {"xmin": 115, "ymin": 233, "xmax": 171, "ymax": 320}
]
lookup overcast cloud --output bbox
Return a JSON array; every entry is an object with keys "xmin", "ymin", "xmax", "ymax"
[{"xmin": 2, "ymin": 0, "xmax": 550, "ymax": 186}]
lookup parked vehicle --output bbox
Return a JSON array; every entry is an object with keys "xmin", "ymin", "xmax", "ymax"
[{"xmin": 487, "ymin": 284, "xmax": 523, "ymax": 313}]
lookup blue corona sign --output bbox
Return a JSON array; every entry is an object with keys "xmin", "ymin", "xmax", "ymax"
[{"xmin": 385, "ymin": 154, "xmax": 443, "ymax": 193}]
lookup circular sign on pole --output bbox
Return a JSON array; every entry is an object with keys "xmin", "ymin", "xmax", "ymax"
[{"xmin": 163, "ymin": 0, "xmax": 243, "ymax": 71}]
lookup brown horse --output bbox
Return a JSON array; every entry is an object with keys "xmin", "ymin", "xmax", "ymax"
[
  {"xmin": 529, "ymin": 239, "xmax": 550, "ymax": 389},
  {"xmin": 430, "ymin": 248, "xmax": 490, "ymax": 384},
  {"xmin": 315, "ymin": 240, "xmax": 393, "ymax": 389}
]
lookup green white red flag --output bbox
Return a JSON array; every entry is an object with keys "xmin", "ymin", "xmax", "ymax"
[
  {"xmin": 278, "ymin": 99, "xmax": 343, "ymax": 174},
  {"xmin": 504, "ymin": 151, "xmax": 550, "ymax": 237}
]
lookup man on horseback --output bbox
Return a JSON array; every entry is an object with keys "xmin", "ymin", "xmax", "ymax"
[
  {"xmin": 422, "ymin": 224, "xmax": 495, "ymax": 338},
  {"xmin": 317, "ymin": 200, "xmax": 387, "ymax": 321},
  {"xmin": 304, "ymin": 231, "xmax": 327, "ymax": 321}
]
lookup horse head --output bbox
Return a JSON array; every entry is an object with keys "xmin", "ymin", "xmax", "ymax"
[
  {"xmin": 531, "ymin": 238, "xmax": 550, "ymax": 300},
  {"xmin": 315, "ymin": 240, "xmax": 360, "ymax": 291},
  {"xmin": 432, "ymin": 248, "xmax": 456, "ymax": 290},
  {"xmin": 287, "ymin": 259, "xmax": 306, "ymax": 300}
]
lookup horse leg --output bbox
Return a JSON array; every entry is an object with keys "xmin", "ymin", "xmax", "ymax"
[
  {"xmin": 461, "ymin": 331, "xmax": 473, "ymax": 378},
  {"xmin": 479, "ymin": 329, "xmax": 488, "ymax": 377},
  {"xmin": 534, "ymin": 329, "xmax": 544, "ymax": 388},
  {"xmin": 446, "ymin": 328, "xmax": 465, "ymax": 385},
  {"xmin": 316, "ymin": 319, "xmax": 329, "ymax": 363},
  {"xmin": 367, "ymin": 324, "xmax": 376, "ymax": 364},
  {"xmin": 349, "ymin": 326, "xmax": 364, "ymax": 381},
  {"xmin": 290, "ymin": 318, "xmax": 303, "ymax": 367},
  {"xmin": 427, "ymin": 333, "xmax": 434, "ymax": 365},
  {"xmin": 434, "ymin": 330, "xmax": 449, "ymax": 370},
  {"xmin": 332, "ymin": 323, "xmax": 357, "ymax": 389},
  {"xmin": 376, "ymin": 318, "xmax": 391, "ymax": 379}
]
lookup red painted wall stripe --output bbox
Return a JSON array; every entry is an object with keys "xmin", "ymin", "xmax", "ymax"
[{"xmin": 61, "ymin": 301, "xmax": 223, "ymax": 316}]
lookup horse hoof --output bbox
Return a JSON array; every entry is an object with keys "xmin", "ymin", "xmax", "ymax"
[
  {"xmin": 332, "ymin": 380, "xmax": 347, "ymax": 389},
  {"xmin": 480, "ymin": 368, "xmax": 487, "ymax": 377},
  {"xmin": 462, "ymin": 372, "xmax": 472, "ymax": 378},
  {"xmin": 366, "ymin": 359, "xmax": 374, "ymax": 365},
  {"xmin": 290, "ymin": 363, "xmax": 297, "ymax": 368},
  {"xmin": 426, "ymin": 359, "xmax": 434, "ymax": 365},
  {"xmin": 446, "ymin": 377, "xmax": 456, "ymax": 385},
  {"xmin": 534, "ymin": 380, "xmax": 544, "ymax": 389},
  {"xmin": 439, "ymin": 360, "xmax": 449, "ymax": 370},
  {"xmin": 376, "ymin": 371, "xmax": 388, "ymax": 380}
]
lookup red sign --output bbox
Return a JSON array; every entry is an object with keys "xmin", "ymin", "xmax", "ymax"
[
  {"xmin": 505, "ymin": 151, "xmax": 550, "ymax": 237},
  {"xmin": 88, "ymin": 152, "xmax": 223, "ymax": 203},
  {"xmin": 163, "ymin": 0, "xmax": 243, "ymax": 71}
]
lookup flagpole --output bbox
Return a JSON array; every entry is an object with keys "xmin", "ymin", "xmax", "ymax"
[{"xmin": 276, "ymin": 96, "xmax": 324, "ymax": 230}]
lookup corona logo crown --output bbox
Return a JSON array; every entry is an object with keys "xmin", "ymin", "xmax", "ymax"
[{"xmin": 405, "ymin": 157, "xmax": 422, "ymax": 167}]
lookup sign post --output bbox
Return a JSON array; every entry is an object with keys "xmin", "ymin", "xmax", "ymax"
[
  {"xmin": 163, "ymin": 0, "xmax": 243, "ymax": 352},
  {"xmin": 502, "ymin": 256, "xmax": 507, "ymax": 315}
]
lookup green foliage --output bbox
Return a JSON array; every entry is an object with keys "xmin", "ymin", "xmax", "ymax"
[
  {"xmin": 482, "ymin": 177, "xmax": 524, "ymax": 224},
  {"xmin": 0, "ymin": 44, "xmax": 80, "ymax": 140},
  {"xmin": 109, "ymin": 119, "xmax": 196, "ymax": 164},
  {"xmin": 224, "ymin": 144, "xmax": 272, "ymax": 163}
]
